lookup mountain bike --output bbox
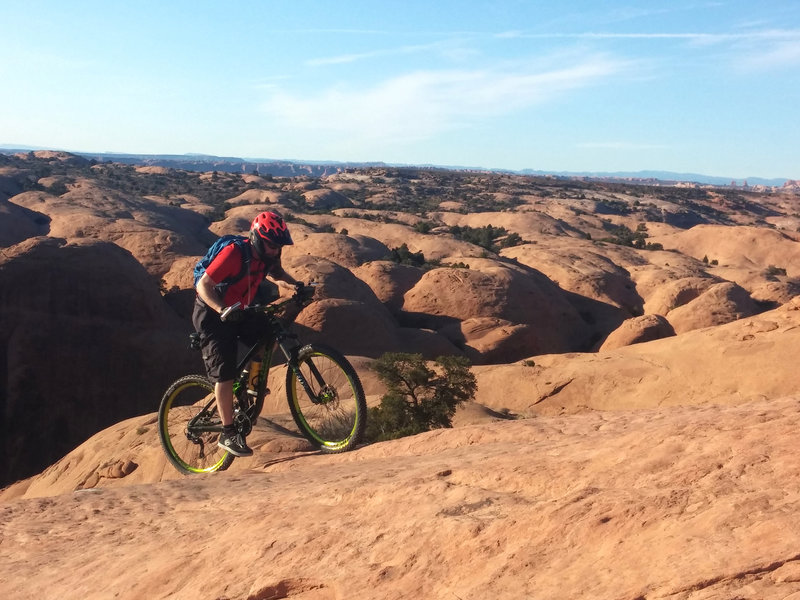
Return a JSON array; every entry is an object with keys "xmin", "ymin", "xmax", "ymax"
[{"xmin": 158, "ymin": 285, "xmax": 367, "ymax": 474}]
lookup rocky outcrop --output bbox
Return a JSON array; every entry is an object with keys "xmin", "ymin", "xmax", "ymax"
[
  {"xmin": 352, "ymin": 260, "xmax": 424, "ymax": 312},
  {"xmin": 284, "ymin": 233, "xmax": 389, "ymax": 268},
  {"xmin": 599, "ymin": 314, "xmax": 676, "ymax": 351},
  {"xmin": 303, "ymin": 188, "xmax": 353, "ymax": 210},
  {"xmin": 8, "ymin": 181, "xmax": 214, "ymax": 278},
  {"xmin": 0, "ymin": 237, "xmax": 199, "ymax": 487},
  {"xmin": 666, "ymin": 281, "xmax": 760, "ymax": 333},
  {"xmin": 0, "ymin": 198, "xmax": 49, "ymax": 246},
  {"xmin": 402, "ymin": 259, "xmax": 590, "ymax": 361}
]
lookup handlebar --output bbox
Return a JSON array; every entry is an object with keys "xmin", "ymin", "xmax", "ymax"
[{"xmin": 245, "ymin": 283, "xmax": 317, "ymax": 315}]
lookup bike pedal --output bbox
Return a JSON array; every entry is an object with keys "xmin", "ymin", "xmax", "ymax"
[{"xmin": 247, "ymin": 388, "xmax": 271, "ymax": 396}]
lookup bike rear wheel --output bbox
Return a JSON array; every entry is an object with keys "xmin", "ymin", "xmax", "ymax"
[
  {"xmin": 286, "ymin": 343, "xmax": 367, "ymax": 453},
  {"xmin": 158, "ymin": 374, "xmax": 235, "ymax": 474}
]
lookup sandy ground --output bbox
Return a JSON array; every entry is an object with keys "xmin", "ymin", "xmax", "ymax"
[{"xmin": 3, "ymin": 395, "xmax": 800, "ymax": 600}]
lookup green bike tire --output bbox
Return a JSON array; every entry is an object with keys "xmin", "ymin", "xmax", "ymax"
[
  {"xmin": 286, "ymin": 343, "xmax": 367, "ymax": 453},
  {"xmin": 158, "ymin": 374, "xmax": 235, "ymax": 474}
]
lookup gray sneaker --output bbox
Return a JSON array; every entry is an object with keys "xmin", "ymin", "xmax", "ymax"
[{"xmin": 218, "ymin": 430, "xmax": 253, "ymax": 457}]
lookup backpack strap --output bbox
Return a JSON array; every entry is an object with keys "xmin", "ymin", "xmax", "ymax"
[{"xmin": 230, "ymin": 239, "xmax": 251, "ymax": 285}]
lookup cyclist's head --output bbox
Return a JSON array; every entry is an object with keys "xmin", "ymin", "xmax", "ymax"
[{"xmin": 250, "ymin": 211, "xmax": 293, "ymax": 259}]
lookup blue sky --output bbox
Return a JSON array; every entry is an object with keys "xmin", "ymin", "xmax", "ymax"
[{"xmin": 2, "ymin": 1, "xmax": 799, "ymax": 179}]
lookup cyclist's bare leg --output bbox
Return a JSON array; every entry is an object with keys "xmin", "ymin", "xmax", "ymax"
[{"xmin": 215, "ymin": 380, "xmax": 234, "ymax": 426}]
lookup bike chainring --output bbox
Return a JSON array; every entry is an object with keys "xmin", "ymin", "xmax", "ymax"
[{"xmin": 233, "ymin": 411, "xmax": 253, "ymax": 437}]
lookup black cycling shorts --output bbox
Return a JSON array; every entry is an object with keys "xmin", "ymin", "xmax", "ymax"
[{"xmin": 192, "ymin": 298, "xmax": 271, "ymax": 383}]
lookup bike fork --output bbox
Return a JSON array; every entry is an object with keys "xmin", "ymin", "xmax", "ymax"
[{"xmin": 278, "ymin": 340, "xmax": 325, "ymax": 403}]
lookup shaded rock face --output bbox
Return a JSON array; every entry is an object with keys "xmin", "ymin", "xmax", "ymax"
[
  {"xmin": 598, "ymin": 314, "xmax": 676, "ymax": 351},
  {"xmin": 0, "ymin": 198, "xmax": 49, "ymax": 246},
  {"xmin": 502, "ymin": 242, "xmax": 645, "ymax": 315},
  {"xmin": 667, "ymin": 281, "xmax": 760, "ymax": 333},
  {"xmin": 9, "ymin": 181, "xmax": 214, "ymax": 278},
  {"xmin": 0, "ymin": 237, "xmax": 200, "ymax": 487},
  {"xmin": 643, "ymin": 276, "xmax": 716, "ymax": 316},
  {"xmin": 402, "ymin": 261, "xmax": 591, "ymax": 361},
  {"xmin": 284, "ymin": 232, "xmax": 389, "ymax": 268},
  {"xmin": 303, "ymin": 188, "xmax": 353, "ymax": 210},
  {"xmin": 283, "ymin": 255, "xmax": 406, "ymax": 357},
  {"xmin": 293, "ymin": 298, "xmax": 401, "ymax": 357},
  {"xmin": 439, "ymin": 317, "xmax": 535, "ymax": 364},
  {"xmin": 352, "ymin": 261, "xmax": 424, "ymax": 313},
  {"xmin": 661, "ymin": 208, "xmax": 709, "ymax": 228},
  {"xmin": 500, "ymin": 241, "xmax": 646, "ymax": 347}
]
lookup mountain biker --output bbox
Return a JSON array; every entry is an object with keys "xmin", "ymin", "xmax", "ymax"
[{"xmin": 193, "ymin": 211, "xmax": 303, "ymax": 457}]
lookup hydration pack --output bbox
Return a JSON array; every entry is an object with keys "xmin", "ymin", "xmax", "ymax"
[{"xmin": 193, "ymin": 235, "xmax": 251, "ymax": 288}]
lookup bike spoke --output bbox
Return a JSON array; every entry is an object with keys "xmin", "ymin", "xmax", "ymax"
[
  {"xmin": 287, "ymin": 345, "xmax": 366, "ymax": 452},
  {"xmin": 158, "ymin": 376, "xmax": 234, "ymax": 474}
]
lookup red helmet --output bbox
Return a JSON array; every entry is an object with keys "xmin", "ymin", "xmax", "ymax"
[{"xmin": 250, "ymin": 211, "xmax": 293, "ymax": 258}]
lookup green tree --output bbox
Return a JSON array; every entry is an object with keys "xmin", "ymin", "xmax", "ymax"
[
  {"xmin": 365, "ymin": 353, "xmax": 477, "ymax": 442},
  {"xmin": 385, "ymin": 243, "xmax": 426, "ymax": 267}
]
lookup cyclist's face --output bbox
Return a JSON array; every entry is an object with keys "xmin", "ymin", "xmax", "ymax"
[{"xmin": 261, "ymin": 239, "xmax": 280, "ymax": 256}]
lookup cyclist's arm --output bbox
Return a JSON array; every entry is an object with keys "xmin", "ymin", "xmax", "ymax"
[
  {"xmin": 268, "ymin": 263, "xmax": 301, "ymax": 288},
  {"xmin": 196, "ymin": 272, "xmax": 226, "ymax": 314}
]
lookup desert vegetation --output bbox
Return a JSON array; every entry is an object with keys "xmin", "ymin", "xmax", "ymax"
[{"xmin": 365, "ymin": 352, "xmax": 477, "ymax": 442}]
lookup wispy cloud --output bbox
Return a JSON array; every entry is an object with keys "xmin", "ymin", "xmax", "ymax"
[
  {"xmin": 505, "ymin": 28, "xmax": 800, "ymax": 73},
  {"xmin": 261, "ymin": 54, "xmax": 631, "ymax": 144},
  {"xmin": 305, "ymin": 41, "xmax": 449, "ymax": 67},
  {"xmin": 509, "ymin": 29, "xmax": 800, "ymax": 44},
  {"xmin": 577, "ymin": 141, "xmax": 670, "ymax": 150},
  {"xmin": 735, "ymin": 38, "xmax": 800, "ymax": 71}
]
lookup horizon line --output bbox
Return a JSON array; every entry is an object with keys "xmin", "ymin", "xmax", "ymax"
[{"xmin": 0, "ymin": 144, "xmax": 792, "ymax": 184}]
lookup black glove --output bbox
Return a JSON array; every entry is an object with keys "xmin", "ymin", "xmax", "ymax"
[
  {"xmin": 220, "ymin": 302, "xmax": 244, "ymax": 323},
  {"xmin": 294, "ymin": 282, "xmax": 315, "ymax": 303}
]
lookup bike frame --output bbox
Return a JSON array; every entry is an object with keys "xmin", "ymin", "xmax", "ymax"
[
  {"xmin": 234, "ymin": 300, "xmax": 329, "ymax": 410},
  {"xmin": 187, "ymin": 292, "xmax": 329, "ymax": 436}
]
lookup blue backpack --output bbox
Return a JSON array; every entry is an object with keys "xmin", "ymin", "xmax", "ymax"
[{"xmin": 193, "ymin": 235, "xmax": 251, "ymax": 288}]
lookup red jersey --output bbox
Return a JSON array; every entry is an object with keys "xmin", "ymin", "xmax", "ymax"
[{"xmin": 204, "ymin": 241, "xmax": 283, "ymax": 306}]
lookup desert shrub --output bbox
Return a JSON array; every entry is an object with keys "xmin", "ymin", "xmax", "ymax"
[
  {"xmin": 498, "ymin": 232, "xmax": 524, "ymax": 248},
  {"xmin": 46, "ymin": 181, "xmax": 69, "ymax": 195},
  {"xmin": 384, "ymin": 243, "xmax": 427, "ymax": 267},
  {"xmin": 208, "ymin": 202, "xmax": 232, "ymax": 222},
  {"xmin": 595, "ymin": 199, "xmax": 632, "ymax": 215},
  {"xmin": 448, "ymin": 224, "xmax": 525, "ymax": 252},
  {"xmin": 365, "ymin": 353, "xmax": 477, "ymax": 442},
  {"xmin": 599, "ymin": 223, "xmax": 661, "ymax": 250},
  {"xmin": 450, "ymin": 224, "xmax": 500, "ymax": 250},
  {"xmin": 765, "ymin": 265, "xmax": 787, "ymax": 280},
  {"xmin": 599, "ymin": 224, "xmax": 646, "ymax": 247}
]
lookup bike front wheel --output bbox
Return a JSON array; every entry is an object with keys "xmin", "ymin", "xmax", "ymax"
[
  {"xmin": 286, "ymin": 344, "xmax": 367, "ymax": 453},
  {"xmin": 158, "ymin": 374, "xmax": 235, "ymax": 474}
]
